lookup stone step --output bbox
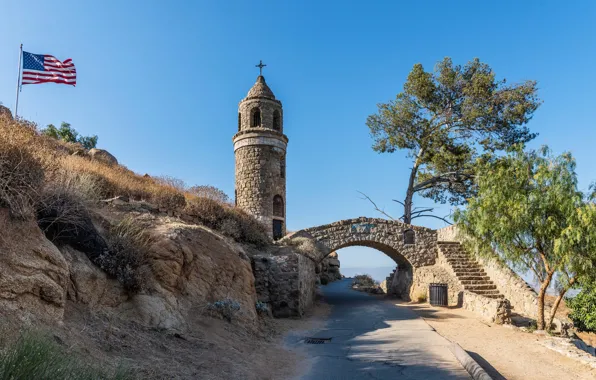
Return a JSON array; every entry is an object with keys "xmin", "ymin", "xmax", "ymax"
[
  {"xmin": 477, "ymin": 294, "xmax": 505, "ymax": 299},
  {"xmin": 451, "ymin": 264, "xmax": 482, "ymax": 270},
  {"xmin": 458, "ymin": 276, "xmax": 491, "ymax": 281},
  {"xmin": 454, "ymin": 270, "xmax": 487, "ymax": 276},
  {"xmin": 460, "ymin": 279, "xmax": 494, "ymax": 285},
  {"xmin": 464, "ymin": 284, "xmax": 497, "ymax": 291},
  {"xmin": 470, "ymin": 289, "xmax": 501, "ymax": 295}
]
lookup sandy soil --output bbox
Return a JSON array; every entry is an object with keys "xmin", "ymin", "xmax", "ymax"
[
  {"xmin": 0, "ymin": 297, "xmax": 330, "ymax": 380},
  {"xmin": 403, "ymin": 302, "xmax": 596, "ymax": 380}
]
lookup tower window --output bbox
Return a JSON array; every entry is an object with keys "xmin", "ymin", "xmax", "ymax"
[
  {"xmin": 280, "ymin": 156, "xmax": 285, "ymax": 179},
  {"xmin": 273, "ymin": 110, "xmax": 281, "ymax": 131},
  {"xmin": 273, "ymin": 195, "xmax": 284, "ymax": 217},
  {"xmin": 404, "ymin": 229, "xmax": 415, "ymax": 245},
  {"xmin": 251, "ymin": 107, "xmax": 261, "ymax": 127},
  {"xmin": 238, "ymin": 113, "xmax": 241, "ymax": 131}
]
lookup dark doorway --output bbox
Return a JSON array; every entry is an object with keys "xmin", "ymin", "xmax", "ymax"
[{"xmin": 273, "ymin": 219, "xmax": 283, "ymax": 240}]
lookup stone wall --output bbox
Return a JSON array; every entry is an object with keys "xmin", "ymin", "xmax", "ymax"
[
  {"xmin": 298, "ymin": 254, "xmax": 317, "ymax": 312},
  {"xmin": 461, "ymin": 291, "xmax": 512, "ymax": 324},
  {"xmin": 411, "ymin": 265, "xmax": 463, "ymax": 306},
  {"xmin": 251, "ymin": 248, "xmax": 316, "ymax": 318},
  {"xmin": 476, "ymin": 256, "xmax": 538, "ymax": 319},
  {"xmin": 436, "ymin": 225, "xmax": 539, "ymax": 319}
]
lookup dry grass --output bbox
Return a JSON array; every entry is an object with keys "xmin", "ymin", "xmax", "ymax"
[
  {"xmin": 0, "ymin": 115, "xmax": 185, "ymax": 211},
  {"xmin": 185, "ymin": 197, "xmax": 269, "ymax": 247}
]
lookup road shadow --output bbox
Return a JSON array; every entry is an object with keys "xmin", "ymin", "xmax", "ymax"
[
  {"xmin": 405, "ymin": 304, "xmax": 466, "ymax": 320},
  {"xmin": 466, "ymin": 350, "xmax": 507, "ymax": 380}
]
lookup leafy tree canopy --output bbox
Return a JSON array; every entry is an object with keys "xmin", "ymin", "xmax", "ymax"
[
  {"xmin": 42, "ymin": 122, "xmax": 98, "ymax": 150},
  {"xmin": 455, "ymin": 146, "xmax": 596, "ymax": 330},
  {"xmin": 366, "ymin": 57, "xmax": 541, "ymax": 224}
]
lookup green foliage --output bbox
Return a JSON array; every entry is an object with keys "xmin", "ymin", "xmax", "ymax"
[
  {"xmin": 42, "ymin": 122, "xmax": 98, "ymax": 149},
  {"xmin": 567, "ymin": 285, "xmax": 596, "ymax": 332},
  {"xmin": 366, "ymin": 57, "xmax": 541, "ymax": 223},
  {"xmin": 0, "ymin": 330, "xmax": 132, "ymax": 380},
  {"xmin": 353, "ymin": 274, "xmax": 376, "ymax": 288},
  {"xmin": 455, "ymin": 146, "xmax": 596, "ymax": 329}
]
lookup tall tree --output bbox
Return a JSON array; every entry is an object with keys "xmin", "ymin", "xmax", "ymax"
[
  {"xmin": 366, "ymin": 57, "xmax": 541, "ymax": 224},
  {"xmin": 455, "ymin": 147, "xmax": 596, "ymax": 330}
]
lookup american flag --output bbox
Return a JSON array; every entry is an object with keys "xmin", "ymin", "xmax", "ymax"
[{"xmin": 21, "ymin": 51, "xmax": 76, "ymax": 86}]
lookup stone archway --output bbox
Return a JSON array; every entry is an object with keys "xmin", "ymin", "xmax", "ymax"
[{"xmin": 293, "ymin": 217, "xmax": 438, "ymax": 300}]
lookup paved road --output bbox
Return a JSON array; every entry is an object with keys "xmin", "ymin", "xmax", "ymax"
[{"xmin": 288, "ymin": 279, "xmax": 471, "ymax": 380}]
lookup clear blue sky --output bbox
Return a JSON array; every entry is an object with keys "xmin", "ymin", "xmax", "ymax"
[{"xmin": 1, "ymin": 1, "xmax": 595, "ymax": 269}]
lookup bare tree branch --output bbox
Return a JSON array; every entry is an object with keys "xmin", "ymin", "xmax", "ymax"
[
  {"xmin": 392, "ymin": 199, "xmax": 405, "ymax": 207},
  {"xmin": 357, "ymin": 191, "xmax": 400, "ymax": 221},
  {"xmin": 410, "ymin": 213, "xmax": 453, "ymax": 225}
]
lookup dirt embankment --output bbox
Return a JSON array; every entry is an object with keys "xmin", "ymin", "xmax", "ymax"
[{"xmin": 0, "ymin": 204, "xmax": 314, "ymax": 379}]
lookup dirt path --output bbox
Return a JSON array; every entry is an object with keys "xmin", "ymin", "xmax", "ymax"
[{"xmin": 403, "ymin": 302, "xmax": 596, "ymax": 380}]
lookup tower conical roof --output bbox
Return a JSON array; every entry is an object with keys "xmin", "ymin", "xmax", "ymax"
[{"xmin": 246, "ymin": 75, "xmax": 276, "ymax": 100}]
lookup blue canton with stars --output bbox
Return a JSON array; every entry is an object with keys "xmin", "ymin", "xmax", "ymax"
[{"xmin": 22, "ymin": 52, "xmax": 45, "ymax": 71}]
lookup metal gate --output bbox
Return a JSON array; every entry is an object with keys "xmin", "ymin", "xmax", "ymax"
[{"xmin": 429, "ymin": 283, "xmax": 448, "ymax": 306}]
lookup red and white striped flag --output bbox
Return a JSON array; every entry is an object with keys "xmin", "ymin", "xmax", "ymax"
[{"xmin": 21, "ymin": 51, "xmax": 76, "ymax": 86}]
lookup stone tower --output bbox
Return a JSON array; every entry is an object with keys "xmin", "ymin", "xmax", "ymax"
[{"xmin": 233, "ymin": 74, "xmax": 288, "ymax": 240}]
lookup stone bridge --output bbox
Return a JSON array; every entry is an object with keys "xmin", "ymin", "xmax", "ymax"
[{"xmin": 295, "ymin": 217, "xmax": 438, "ymax": 268}]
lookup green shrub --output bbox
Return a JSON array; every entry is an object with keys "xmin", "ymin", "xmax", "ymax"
[
  {"xmin": 567, "ymin": 285, "xmax": 596, "ymax": 332},
  {"xmin": 41, "ymin": 122, "xmax": 98, "ymax": 149},
  {"xmin": 0, "ymin": 330, "xmax": 132, "ymax": 379},
  {"xmin": 353, "ymin": 274, "xmax": 376, "ymax": 288}
]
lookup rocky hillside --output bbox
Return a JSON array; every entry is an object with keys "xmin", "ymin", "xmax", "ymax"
[{"xmin": 0, "ymin": 111, "xmax": 320, "ymax": 379}]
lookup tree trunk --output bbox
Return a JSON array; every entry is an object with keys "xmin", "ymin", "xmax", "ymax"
[
  {"xmin": 537, "ymin": 271, "xmax": 555, "ymax": 330},
  {"xmin": 403, "ymin": 153, "xmax": 422, "ymax": 225},
  {"xmin": 546, "ymin": 277, "xmax": 575, "ymax": 330}
]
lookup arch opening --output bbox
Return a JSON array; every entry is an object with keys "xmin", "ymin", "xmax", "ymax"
[
  {"xmin": 251, "ymin": 107, "xmax": 261, "ymax": 127},
  {"xmin": 325, "ymin": 241, "xmax": 413, "ymax": 301},
  {"xmin": 272, "ymin": 110, "xmax": 281, "ymax": 131}
]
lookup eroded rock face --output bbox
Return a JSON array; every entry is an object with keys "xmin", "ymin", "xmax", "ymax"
[
  {"xmin": 0, "ymin": 209, "xmax": 69, "ymax": 322},
  {"xmin": 320, "ymin": 251, "xmax": 341, "ymax": 283},
  {"xmin": 89, "ymin": 148, "xmax": 118, "ymax": 166},
  {"xmin": 145, "ymin": 221, "xmax": 258, "ymax": 327}
]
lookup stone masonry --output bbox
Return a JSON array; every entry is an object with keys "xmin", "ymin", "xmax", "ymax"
[{"xmin": 233, "ymin": 75, "xmax": 288, "ymax": 239}]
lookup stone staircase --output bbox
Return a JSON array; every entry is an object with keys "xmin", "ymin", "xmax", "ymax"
[{"xmin": 438, "ymin": 241, "xmax": 505, "ymax": 299}]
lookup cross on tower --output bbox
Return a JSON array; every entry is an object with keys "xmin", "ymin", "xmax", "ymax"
[{"xmin": 255, "ymin": 60, "xmax": 266, "ymax": 76}]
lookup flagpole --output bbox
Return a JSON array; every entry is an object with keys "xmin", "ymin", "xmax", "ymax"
[{"xmin": 14, "ymin": 44, "xmax": 22, "ymax": 118}]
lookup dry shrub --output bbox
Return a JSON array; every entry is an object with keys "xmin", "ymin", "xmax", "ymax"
[
  {"xmin": 0, "ymin": 116, "xmax": 186, "ymax": 211},
  {"xmin": 0, "ymin": 138, "xmax": 44, "ymax": 219},
  {"xmin": 101, "ymin": 217, "xmax": 153, "ymax": 292},
  {"xmin": 185, "ymin": 197, "xmax": 269, "ymax": 247},
  {"xmin": 155, "ymin": 175, "xmax": 186, "ymax": 192},
  {"xmin": 187, "ymin": 185, "xmax": 230, "ymax": 203},
  {"xmin": 36, "ymin": 183, "xmax": 92, "ymax": 243}
]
